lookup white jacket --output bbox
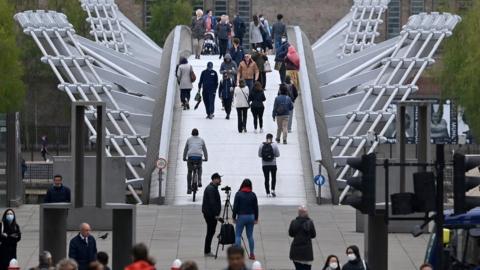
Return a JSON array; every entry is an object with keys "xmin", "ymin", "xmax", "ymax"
[{"xmin": 234, "ymin": 86, "xmax": 250, "ymax": 108}]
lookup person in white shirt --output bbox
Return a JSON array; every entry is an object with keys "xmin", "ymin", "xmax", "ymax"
[{"xmin": 234, "ymin": 80, "xmax": 250, "ymax": 133}]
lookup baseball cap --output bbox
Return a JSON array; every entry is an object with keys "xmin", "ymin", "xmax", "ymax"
[{"xmin": 211, "ymin": 173, "xmax": 223, "ymax": 180}]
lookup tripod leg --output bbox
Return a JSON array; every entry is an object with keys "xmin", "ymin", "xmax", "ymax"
[{"xmin": 241, "ymin": 236, "xmax": 249, "ymax": 257}]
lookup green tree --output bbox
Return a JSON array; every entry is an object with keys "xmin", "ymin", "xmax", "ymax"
[
  {"xmin": 0, "ymin": 0, "xmax": 25, "ymax": 112},
  {"xmin": 438, "ymin": 1, "xmax": 480, "ymax": 137},
  {"xmin": 147, "ymin": 0, "xmax": 193, "ymax": 46}
]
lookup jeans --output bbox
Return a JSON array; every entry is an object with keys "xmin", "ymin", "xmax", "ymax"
[
  {"xmin": 204, "ymin": 215, "xmax": 218, "ymax": 254},
  {"xmin": 258, "ymin": 72, "xmax": 266, "ymax": 89},
  {"xmin": 187, "ymin": 159, "xmax": 202, "ymax": 190},
  {"xmin": 276, "ymin": 115, "xmax": 289, "ymax": 141},
  {"xmin": 288, "ymin": 108, "xmax": 294, "ymax": 131},
  {"xmin": 222, "ymin": 98, "xmax": 233, "ymax": 117},
  {"xmin": 237, "ymin": 107, "xmax": 248, "ymax": 132},
  {"xmin": 279, "ymin": 62, "xmax": 287, "ymax": 84},
  {"xmin": 193, "ymin": 38, "xmax": 204, "ymax": 58},
  {"xmin": 274, "ymin": 38, "xmax": 282, "ymax": 51},
  {"xmin": 293, "ymin": 262, "xmax": 312, "ymax": 270},
  {"xmin": 180, "ymin": 88, "xmax": 192, "ymax": 104},
  {"xmin": 262, "ymin": 165, "xmax": 277, "ymax": 194},
  {"xmin": 235, "ymin": 214, "xmax": 255, "ymax": 255},
  {"xmin": 245, "ymin": 79, "xmax": 254, "ymax": 92},
  {"xmin": 219, "ymin": 38, "xmax": 228, "ymax": 58},
  {"xmin": 203, "ymin": 90, "xmax": 216, "ymax": 116},
  {"xmin": 251, "ymin": 106, "xmax": 264, "ymax": 129}
]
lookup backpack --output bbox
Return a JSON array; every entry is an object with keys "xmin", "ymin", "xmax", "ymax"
[
  {"xmin": 261, "ymin": 143, "xmax": 275, "ymax": 162},
  {"xmin": 275, "ymin": 97, "xmax": 289, "ymax": 115},
  {"xmin": 218, "ymin": 223, "xmax": 235, "ymax": 245}
]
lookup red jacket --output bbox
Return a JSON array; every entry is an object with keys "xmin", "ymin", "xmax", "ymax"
[{"xmin": 124, "ymin": 260, "xmax": 155, "ymax": 270}]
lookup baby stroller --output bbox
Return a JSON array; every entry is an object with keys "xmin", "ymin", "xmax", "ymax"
[{"xmin": 202, "ymin": 31, "xmax": 219, "ymax": 55}]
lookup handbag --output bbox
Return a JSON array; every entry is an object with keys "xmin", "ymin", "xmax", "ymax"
[
  {"xmin": 194, "ymin": 90, "xmax": 201, "ymax": 102},
  {"xmin": 190, "ymin": 67, "xmax": 196, "ymax": 83},
  {"xmin": 274, "ymin": 61, "xmax": 283, "ymax": 71},
  {"xmin": 218, "ymin": 223, "xmax": 235, "ymax": 245},
  {"xmin": 264, "ymin": 60, "xmax": 272, "ymax": 73}
]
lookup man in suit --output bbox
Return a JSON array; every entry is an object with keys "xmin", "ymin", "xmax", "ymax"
[{"xmin": 68, "ymin": 223, "xmax": 97, "ymax": 270}]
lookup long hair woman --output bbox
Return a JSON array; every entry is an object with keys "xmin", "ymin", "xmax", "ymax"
[
  {"xmin": 0, "ymin": 209, "xmax": 21, "ymax": 270},
  {"xmin": 248, "ymin": 81, "xmax": 266, "ymax": 133},
  {"xmin": 322, "ymin": 255, "xmax": 341, "ymax": 270},
  {"xmin": 176, "ymin": 57, "xmax": 194, "ymax": 110},
  {"xmin": 249, "ymin": 15, "xmax": 264, "ymax": 49},
  {"xmin": 232, "ymin": 179, "xmax": 259, "ymax": 260}
]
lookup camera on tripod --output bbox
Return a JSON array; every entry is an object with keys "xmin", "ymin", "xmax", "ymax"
[{"xmin": 221, "ymin": 186, "xmax": 231, "ymax": 193}]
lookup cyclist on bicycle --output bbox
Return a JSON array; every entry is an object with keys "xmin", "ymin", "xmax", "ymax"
[{"xmin": 183, "ymin": 128, "xmax": 208, "ymax": 194}]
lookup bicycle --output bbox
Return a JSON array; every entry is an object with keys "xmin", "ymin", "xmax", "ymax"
[{"xmin": 189, "ymin": 159, "xmax": 206, "ymax": 202}]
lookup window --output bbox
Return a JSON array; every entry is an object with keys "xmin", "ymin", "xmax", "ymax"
[
  {"xmin": 411, "ymin": 0, "xmax": 425, "ymax": 15},
  {"xmin": 387, "ymin": 0, "xmax": 401, "ymax": 38}
]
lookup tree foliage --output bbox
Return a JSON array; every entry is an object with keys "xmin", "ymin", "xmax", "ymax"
[
  {"xmin": 0, "ymin": 0, "xmax": 25, "ymax": 113},
  {"xmin": 147, "ymin": 0, "xmax": 193, "ymax": 46},
  {"xmin": 438, "ymin": 1, "xmax": 480, "ymax": 137}
]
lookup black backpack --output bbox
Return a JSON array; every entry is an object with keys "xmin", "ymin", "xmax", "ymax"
[
  {"xmin": 218, "ymin": 223, "xmax": 235, "ymax": 245},
  {"xmin": 261, "ymin": 143, "xmax": 275, "ymax": 162}
]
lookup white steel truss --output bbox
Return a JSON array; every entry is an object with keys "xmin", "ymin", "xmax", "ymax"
[
  {"xmin": 14, "ymin": 10, "xmax": 162, "ymax": 203},
  {"xmin": 314, "ymin": 12, "xmax": 461, "ymax": 202}
]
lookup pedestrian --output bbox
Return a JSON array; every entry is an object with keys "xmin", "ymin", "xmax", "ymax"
[
  {"xmin": 220, "ymin": 54, "xmax": 238, "ymax": 84},
  {"xmin": 232, "ymin": 179, "xmax": 258, "ymax": 260},
  {"xmin": 289, "ymin": 206, "xmax": 317, "ymax": 270},
  {"xmin": 218, "ymin": 73, "xmax": 235, "ymax": 120},
  {"xmin": 183, "ymin": 128, "xmax": 208, "ymax": 194},
  {"xmin": 322, "ymin": 255, "xmax": 341, "ymax": 270},
  {"xmin": 224, "ymin": 246, "xmax": 249, "ymax": 270},
  {"xmin": 198, "ymin": 61, "xmax": 219, "ymax": 119},
  {"xmin": 283, "ymin": 75, "xmax": 299, "ymax": 132},
  {"xmin": 229, "ymin": 38, "xmax": 244, "ymax": 67},
  {"xmin": 237, "ymin": 53, "xmax": 259, "ymax": 92},
  {"xmin": 249, "ymin": 15, "xmax": 264, "ymax": 49},
  {"xmin": 271, "ymin": 14, "xmax": 286, "ymax": 51},
  {"xmin": 202, "ymin": 173, "xmax": 222, "ymax": 257},
  {"xmin": 40, "ymin": 135, "xmax": 49, "ymax": 161},
  {"xmin": 216, "ymin": 15, "xmax": 231, "ymax": 59},
  {"xmin": 285, "ymin": 44, "xmax": 300, "ymax": 88},
  {"xmin": 180, "ymin": 261, "xmax": 198, "ymax": 270},
  {"xmin": 176, "ymin": 57, "xmax": 194, "ymax": 110},
  {"xmin": 419, "ymin": 264, "xmax": 433, "ymax": 270},
  {"xmin": 191, "ymin": 9, "xmax": 206, "ymax": 59},
  {"xmin": 68, "ymin": 223, "xmax": 97, "ymax": 270},
  {"xmin": 273, "ymin": 84, "xmax": 293, "ymax": 144},
  {"xmin": 252, "ymin": 48, "xmax": 268, "ymax": 89},
  {"xmin": 96, "ymin": 252, "xmax": 110, "ymax": 270},
  {"xmin": 258, "ymin": 133, "xmax": 280, "ymax": 197},
  {"xmin": 226, "ymin": 15, "xmax": 234, "ymax": 50},
  {"xmin": 233, "ymin": 14, "xmax": 246, "ymax": 46},
  {"xmin": 21, "ymin": 158, "xmax": 27, "ymax": 179},
  {"xmin": 275, "ymin": 36, "xmax": 289, "ymax": 84},
  {"xmin": 259, "ymin": 15, "xmax": 273, "ymax": 51},
  {"xmin": 56, "ymin": 259, "xmax": 78, "ymax": 270},
  {"xmin": 342, "ymin": 245, "xmax": 368, "ymax": 270},
  {"xmin": 44, "ymin": 174, "xmax": 71, "ymax": 203},
  {"xmin": 234, "ymin": 80, "xmax": 250, "ymax": 133},
  {"xmin": 29, "ymin": 251, "xmax": 55, "ymax": 270},
  {"xmin": 87, "ymin": 262, "xmax": 103, "ymax": 270},
  {"xmin": 124, "ymin": 243, "xmax": 155, "ymax": 270},
  {"xmin": 203, "ymin": 10, "xmax": 216, "ymax": 33},
  {"xmin": 249, "ymin": 81, "xmax": 266, "ymax": 133},
  {"xmin": 0, "ymin": 209, "xmax": 21, "ymax": 270}
]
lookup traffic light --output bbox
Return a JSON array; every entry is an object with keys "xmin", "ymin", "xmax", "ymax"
[
  {"xmin": 345, "ymin": 153, "xmax": 376, "ymax": 215},
  {"xmin": 453, "ymin": 153, "xmax": 480, "ymax": 215}
]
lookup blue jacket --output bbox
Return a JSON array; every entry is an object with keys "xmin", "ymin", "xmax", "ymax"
[
  {"xmin": 218, "ymin": 78, "xmax": 234, "ymax": 101},
  {"xmin": 275, "ymin": 41, "xmax": 289, "ymax": 62},
  {"xmin": 198, "ymin": 69, "xmax": 219, "ymax": 92},
  {"xmin": 229, "ymin": 46, "xmax": 245, "ymax": 66},
  {"xmin": 233, "ymin": 190, "xmax": 259, "ymax": 220},
  {"xmin": 44, "ymin": 185, "xmax": 71, "ymax": 203},
  {"xmin": 273, "ymin": 95, "xmax": 294, "ymax": 117},
  {"xmin": 68, "ymin": 234, "xmax": 97, "ymax": 270}
]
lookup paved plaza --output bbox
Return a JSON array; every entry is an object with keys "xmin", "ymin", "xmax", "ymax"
[{"xmin": 4, "ymin": 204, "xmax": 429, "ymax": 270}]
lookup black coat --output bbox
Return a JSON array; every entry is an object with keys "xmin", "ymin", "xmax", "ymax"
[
  {"xmin": 202, "ymin": 183, "xmax": 221, "ymax": 218},
  {"xmin": 0, "ymin": 221, "xmax": 21, "ymax": 270},
  {"xmin": 219, "ymin": 78, "xmax": 234, "ymax": 101},
  {"xmin": 248, "ymin": 90, "xmax": 266, "ymax": 109},
  {"xmin": 342, "ymin": 259, "xmax": 368, "ymax": 270},
  {"xmin": 68, "ymin": 234, "xmax": 97, "ymax": 270},
  {"xmin": 232, "ymin": 190, "xmax": 259, "ymax": 220},
  {"xmin": 199, "ymin": 69, "xmax": 219, "ymax": 93},
  {"xmin": 288, "ymin": 216, "xmax": 316, "ymax": 262},
  {"xmin": 44, "ymin": 185, "xmax": 71, "ymax": 203}
]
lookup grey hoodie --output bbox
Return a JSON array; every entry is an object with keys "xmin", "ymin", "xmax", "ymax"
[
  {"xmin": 183, "ymin": 136, "xmax": 208, "ymax": 160},
  {"xmin": 220, "ymin": 54, "xmax": 238, "ymax": 78}
]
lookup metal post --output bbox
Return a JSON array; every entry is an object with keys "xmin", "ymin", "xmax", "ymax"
[
  {"xmin": 95, "ymin": 104, "xmax": 106, "ymax": 208},
  {"xmin": 72, "ymin": 106, "xmax": 85, "ymax": 208},
  {"xmin": 40, "ymin": 204, "xmax": 70, "ymax": 264},
  {"xmin": 397, "ymin": 105, "xmax": 406, "ymax": 193},
  {"xmin": 366, "ymin": 209, "xmax": 388, "ymax": 270},
  {"xmin": 417, "ymin": 104, "xmax": 430, "ymax": 172},
  {"xmin": 111, "ymin": 205, "xmax": 136, "ymax": 269},
  {"xmin": 384, "ymin": 159, "xmax": 390, "ymax": 225},
  {"xmin": 6, "ymin": 112, "xmax": 22, "ymax": 207},
  {"xmin": 435, "ymin": 144, "xmax": 445, "ymax": 270}
]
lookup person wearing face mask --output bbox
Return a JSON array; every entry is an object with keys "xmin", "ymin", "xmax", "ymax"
[
  {"xmin": 0, "ymin": 209, "xmax": 21, "ymax": 270},
  {"xmin": 322, "ymin": 255, "xmax": 341, "ymax": 270},
  {"xmin": 342, "ymin": 245, "xmax": 369, "ymax": 270},
  {"xmin": 275, "ymin": 36, "xmax": 289, "ymax": 84},
  {"xmin": 288, "ymin": 206, "xmax": 316, "ymax": 270},
  {"xmin": 44, "ymin": 174, "xmax": 71, "ymax": 203}
]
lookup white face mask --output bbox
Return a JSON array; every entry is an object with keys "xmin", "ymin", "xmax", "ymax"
[
  {"xmin": 329, "ymin": 262, "xmax": 339, "ymax": 269},
  {"xmin": 347, "ymin": 254, "xmax": 357, "ymax": 261},
  {"xmin": 281, "ymin": 38, "xmax": 287, "ymax": 43}
]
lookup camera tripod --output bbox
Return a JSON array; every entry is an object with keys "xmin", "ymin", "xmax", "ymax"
[{"xmin": 214, "ymin": 189, "xmax": 249, "ymax": 259}]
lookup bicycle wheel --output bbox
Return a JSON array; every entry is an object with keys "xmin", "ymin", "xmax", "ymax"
[{"xmin": 192, "ymin": 169, "xmax": 198, "ymax": 202}]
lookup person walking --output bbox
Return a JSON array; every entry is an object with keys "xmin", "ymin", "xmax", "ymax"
[
  {"xmin": 322, "ymin": 255, "xmax": 341, "ymax": 270},
  {"xmin": 249, "ymin": 15, "xmax": 264, "ymax": 49},
  {"xmin": 40, "ymin": 135, "xmax": 49, "ymax": 161},
  {"xmin": 232, "ymin": 179, "xmax": 258, "ymax": 260},
  {"xmin": 259, "ymin": 15, "xmax": 272, "ymax": 51},
  {"xmin": 273, "ymin": 84, "xmax": 294, "ymax": 144},
  {"xmin": 0, "ymin": 209, "xmax": 21, "ymax": 270},
  {"xmin": 183, "ymin": 128, "xmax": 208, "ymax": 194},
  {"xmin": 233, "ymin": 14, "xmax": 246, "ymax": 46},
  {"xmin": 342, "ymin": 245, "xmax": 368, "ymax": 270},
  {"xmin": 289, "ymin": 206, "xmax": 317, "ymax": 270},
  {"xmin": 202, "ymin": 173, "xmax": 222, "ymax": 257},
  {"xmin": 218, "ymin": 73, "xmax": 235, "ymax": 119},
  {"xmin": 252, "ymin": 48, "xmax": 268, "ymax": 89},
  {"xmin": 176, "ymin": 57, "xmax": 194, "ymax": 110},
  {"xmin": 237, "ymin": 53, "xmax": 259, "ymax": 92},
  {"xmin": 68, "ymin": 223, "xmax": 97, "ymax": 270},
  {"xmin": 229, "ymin": 38, "xmax": 244, "ymax": 67},
  {"xmin": 258, "ymin": 133, "xmax": 280, "ymax": 197},
  {"xmin": 220, "ymin": 54, "xmax": 237, "ymax": 84},
  {"xmin": 249, "ymin": 82, "xmax": 266, "ymax": 133},
  {"xmin": 284, "ymin": 75, "xmax": 299, "ymax": 132},
  {"xmin": 44, "ymin": 174, "xmax": 71, "ymax": 203},
  {"xmin": 216, "ymin": 15, "xmax": 231, "ymax": 59},
  {"xmin": 198, "ymin": 62, "xmax": 219, "ymax": 119},
  {"xmin": 203, "ymin": 10, "xmax": 216, "ymax": 33},
  {"xmin": 234, "ymin": 80, "xmax": 250, "ymax": 133},
  {"xmin": 124, "ymin": 243, "xmax": 155, "ymax": 270},
  {"xmin": 191, "ymin": 9, "xmax": 206, "ymax": 59},
  {"xmin": 275, "ymin": 36, "xmax": 289, "ymax": 84},
  {"xmin": 271, "ymin": 14, "xmax": 287, "ymax": 51}
]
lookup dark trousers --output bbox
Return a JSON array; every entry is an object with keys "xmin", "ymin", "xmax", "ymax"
[
  {"xmin": 180, "ymin": 88, "xmax": 192, "ymax": 104},
  {"xmin": 251, "ymin": 106, "xmax": 264, "ymax": 129},
  {"xmin": 203, "ymin": 90, "xmax": 215, "ymax": 116},
  {"xmin": 222, "ymin": 99, "xmax": 233, "ymax": 117},
  {"xmin": 257, "ymin": 72, "xmax": 266, "ymax": 89},
  {"xmin": 236, "ymin": 107, "xmax": 248, "ymax": 132},
  {"xmin": 262, "ymin": 165, "xmax": 277, "ymax": 194},
  {"xmin": 187, "ymin": 159, "xmax": 202, "ymax": 190},
  {"xmin": 219, "ymin": 38, "xmax": 228, "ymax": 57},
  {"xmin": 245, "ymin": 79, "xmax": 254, "ymax": 92},
  {"xmin": 204, "ymin": 215, "xmax": 218, "ymax": 254},
  {"xmin": 279, "ymin": 62, "xmax": 286, "ymax": 84},
  {"xmin": 293, "ymin": 262, "xmax": 312, "ymax": 270}
]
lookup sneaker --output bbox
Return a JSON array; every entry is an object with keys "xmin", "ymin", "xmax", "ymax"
[
  {"xmin": 243, "ymin": 128, "xmax": 247, "ymax": 133},
  {"xmin": 260, "ymin": 128, "xmax": 264, "ymax": 133},
  {"xmin": 266, "ymin": 193, "xmax": 271, "ymax": 197},
  {"xmin": 254, "ymin": 129, "xmax": 258, "ymax": 134},
  {"xmin": 275, "ymin": 139, "xmax": 280, "ymax": 143},
  {"xmin": 283, "ymin": 140, "xmax": 287, "ymax": 144},
  {"xmin": 186, "ymin": 103, "xmax": 190, "ymax": 110},
  {"xmin": 204, "ymin": 252, "xmax": 215, "ymax": 257},
  {"xmin": 226, "ymin": 115, "xmax": 230, "ymax": 120},
  {"xmin": 198, "ymin": 183, "xmax": 202, "ymax": 188},
  {"xmin": 249, "ymin": 254, "xmax": 256, "ymax": 260},
  {"xmin": 206, "ymin": 115, "xmax": 210, "ymax": 119},
  {"xmin": 272, "ymin": 191, "xmax": 276, "ymax": 197},
  {"xmin": 187, "ymin": 189, "xmax": 192, "ymax": 194}
]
